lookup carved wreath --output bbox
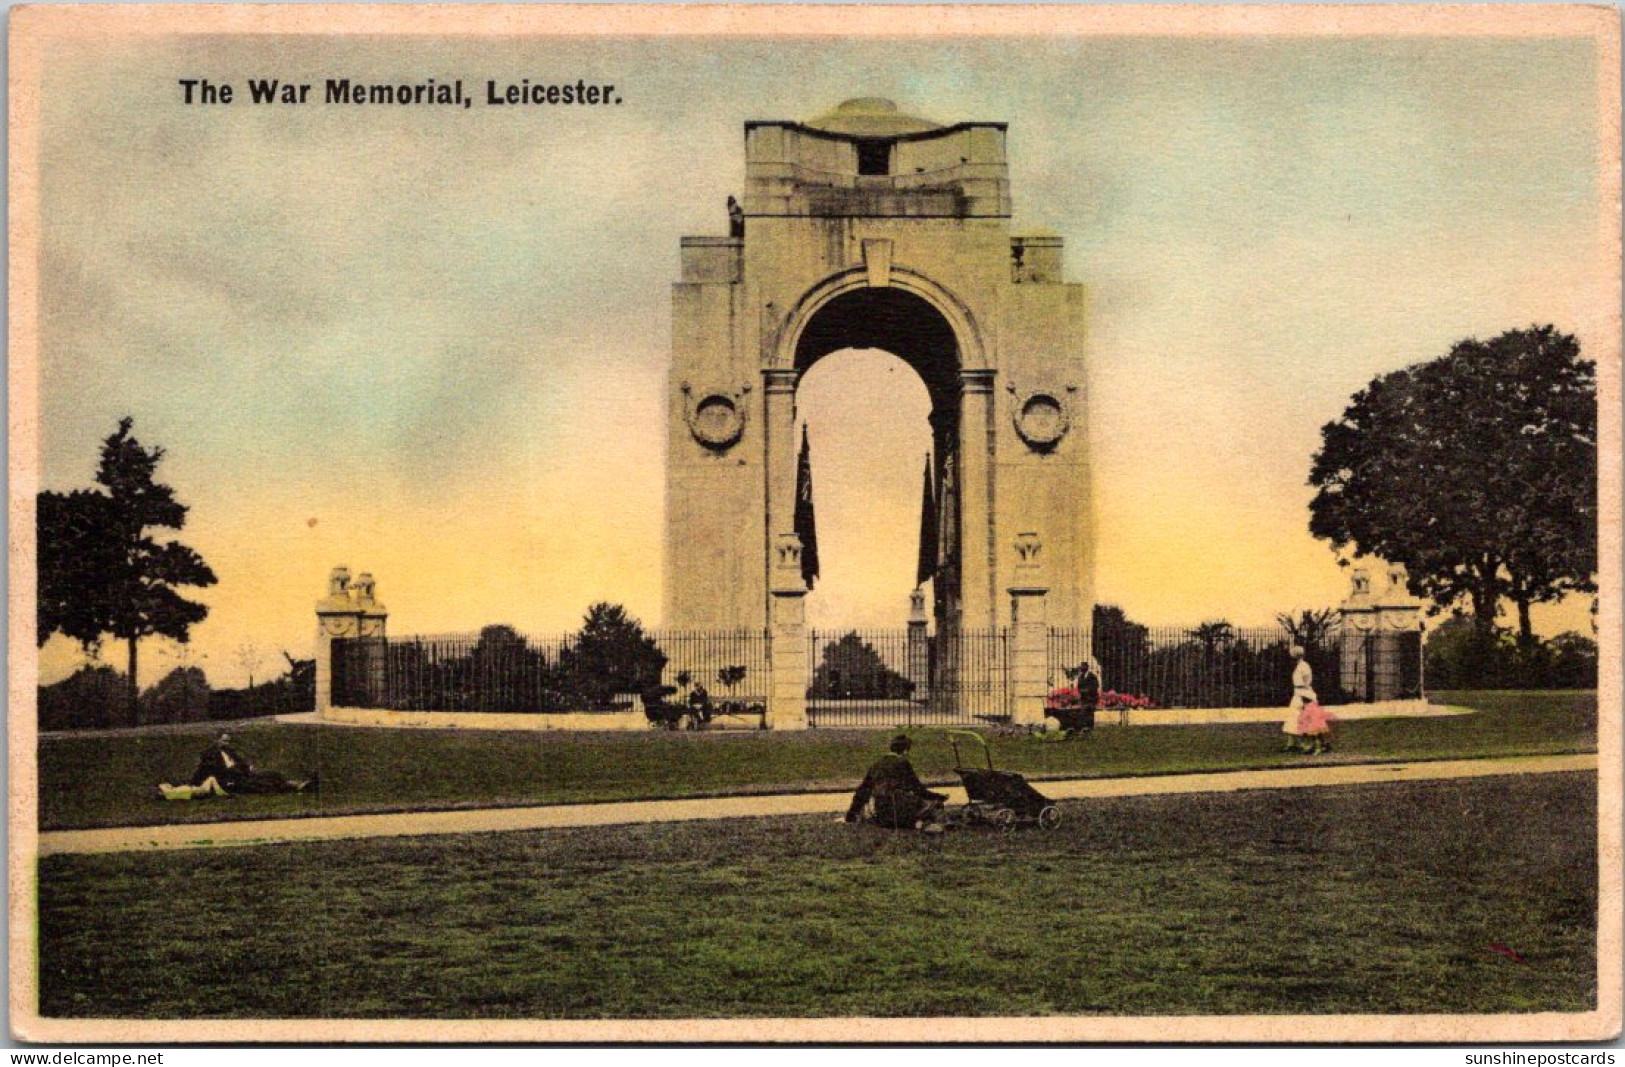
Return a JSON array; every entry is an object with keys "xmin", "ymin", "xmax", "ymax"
[
  {"xmin": 682, "ymin": 383, "xmax": 748, "ymax": 451},
  {"xmin": 1011, "ymin": 390, "xmax": 1070, "ymax": 451},
  {"xmin": 319, "ymin": 617, "xmax": 357, "ymax": 637}
]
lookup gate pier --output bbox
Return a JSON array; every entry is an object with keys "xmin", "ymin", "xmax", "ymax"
[
  {"xmin": 1007, "ymin": 532, "xmax": 1050, "ymax": 727},
  {"xmin": 768, "ymin": 534, "xmax": 811, "ymax": 729}
]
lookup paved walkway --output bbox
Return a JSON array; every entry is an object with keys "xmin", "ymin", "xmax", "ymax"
[{"xmin": 38, "ymin": 753, "xmax": 1595, "ymax": 857}]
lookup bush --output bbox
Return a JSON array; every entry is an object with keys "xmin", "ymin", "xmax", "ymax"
[
  {"xmin": 1424, "ymin": 614, "xmax": 1598, "ymax": 690},
  {"xmin": 1544, "ymin": 631, "xmax": 1599, "ymax": 688},
  {"xmin": 37, "ymin": 665, "xmax": 128, "ymax": 731},
  {"xmin": 138, "ymin": 666, "xmax": 210, "ymax": 725},
  {"xmin": 41, "ymin": 652, "xmax": 316, "ymax": 732}
]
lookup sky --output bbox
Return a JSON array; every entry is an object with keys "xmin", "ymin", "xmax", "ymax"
[{"xmin": 31, "ymin": 31, "xmax": 1610, "ymax": 686}]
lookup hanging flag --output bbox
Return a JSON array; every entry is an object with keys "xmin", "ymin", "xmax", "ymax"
[
  {"xmin": 937, "ymin": 447, "xmax": 958, "ymax": 576},
  {"xmin": 794, "ymin": 425, "xmax": 821, "ymax": 588},
  {"xmin": 916, "ymin": 453, "xmax": 937, "ymax": 587}
]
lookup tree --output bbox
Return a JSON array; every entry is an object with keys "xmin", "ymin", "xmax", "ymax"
[
  {"xmin": 277, "ymin": 651, "xmax": 317, "ymax": 715},
  {"xmin": 235, "ymin": 642, "xmax": 265, "ymax": 690},
  {"xmin": 37, "ymin": 490, "xmax": 120, "ymax": 651},
  {"xmin": 140, "ymin": 665, "xmax": 211, "ymax": 725},
  {"xmin": 809, "ymin": 633, "xmax": 912, "ymax": 700},
  {"xmin": 558, "ymin": 603, "xmax": 667, "ymax": 709},
  {"xmin": 1188, "ymin": 620, "xmax": 1236, "ymax": 656},
  {"xmin": 1276, "ymin": 608, "xmax": 1340, "ymax": 652},
  {"xmin": 1091, "ymin": 604, "xmax": 1151, "ymax": 694},
  {"xmin": 717, "ymin": 665, "xmax": 748, "ymax": 694},
  {"xmin": 468, "ymin": 624, "xmax": 551, "ymax": 713},
  {"xmin": 36, "ymin": 418, "xmax": 218, "ymax": 724},
  {"xmin": 1423, "ymin": 611, "xmax": 1510, "ymax": 689},
  {"xmin": 1308, "ymin": 326, "xmax": 1596, "ymax": 641},
  {"xmin": 37, "ymin": 665, "xmax": 128, "ymax": 731}
]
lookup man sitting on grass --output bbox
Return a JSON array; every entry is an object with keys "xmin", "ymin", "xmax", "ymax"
[
  {"xmin": 844, "ymin": 734, "xmax": 948, "ymax": 833},
  {"xmin": 157, "ymin": 732, "xmax": 317, "ymax": 800}
]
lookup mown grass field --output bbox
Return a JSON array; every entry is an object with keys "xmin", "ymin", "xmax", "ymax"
[
  {"xmin": 37, "ymin": 771, "xmax": 1597, "ymax": 1019},
  {"xmin": 38, "ymin": 690, "xmax": 1595, "ymax": 830}
]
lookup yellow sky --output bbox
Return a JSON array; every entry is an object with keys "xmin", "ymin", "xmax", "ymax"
[{"xmin": 30, "ymin": 32, "xmax": 1609, "ymax": 686}]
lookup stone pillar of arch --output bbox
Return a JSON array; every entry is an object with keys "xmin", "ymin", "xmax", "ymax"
[{"xmin": 959, "ymin": 369, "xmax": 997, "ymax": 631}]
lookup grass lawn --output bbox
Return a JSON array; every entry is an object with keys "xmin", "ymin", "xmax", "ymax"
[
  {"xmin": 39, "ymin": 689, "xmax": 1595, "ymax": 831},
  {"xmin": 36, "ymin": 771, "xmax": 1597, "ymax": 1018}
]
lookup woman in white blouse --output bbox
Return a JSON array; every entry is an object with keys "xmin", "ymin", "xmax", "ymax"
[{"xmin": 1282, "ymin": 645, "xmax": 1316, "ymax": 753}]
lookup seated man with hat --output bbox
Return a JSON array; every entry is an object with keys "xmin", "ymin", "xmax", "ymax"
[
  {"xmin": 158, "ymin": 732, "xmax": 316, "ymax": 800},
  {"xmin": 844, "ymin": 733, "xmax": 948, "ymax": 832}
]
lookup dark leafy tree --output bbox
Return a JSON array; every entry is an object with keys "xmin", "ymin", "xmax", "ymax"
[
  {"xmin": 140, "ymin": 665, "xmax": 211, "ymax": 725},
  {"xmin": 559, "ymin": 603, "xmax": 667, "ymax": 709},
  {"xmin": 37, "ymin": 490, "xmax": 119, "ymax": 651},
  {"xmin": 1424, "ymin": 610, "xmax": 1599, "ymax": 690},
  {"xmin": 1276, "ymin": 608, "xmax": 1341, "ymax": 653},
  {"xmin": 1091, "ymin": 604, "xmax": 1151, "ymax": 695},
  {"xmin": 36, "ymin": 665, "xmax": 128, "ymax": 731},
  {"xmin": 37, "ymin": 419, "xmax": 217, "ymax": 724},
  {"xmin": 279, "ymin": 649, "xmax": 316, "ymax": 708},
  {"xmin": 1309, "ymin": 326, "xmax": 1596, "ymax": 642},
  {"xmin": 1545, "ymin": 631, "xmax": 1599, "ymax": 689},
  {"xmin": 810, "ymin": 634, "xmax": 913, "ymax": 700},
  {"xmin": 1423, "ymin": 611, "xmax": 1511, "ymax": 689},
  {"xmin": 1188, "ymin": 620, "xmax": 1235, "ymax": 656},
  {"xmin": 467, "ymin": 625, "xmax": 550, "ymax": 713}
]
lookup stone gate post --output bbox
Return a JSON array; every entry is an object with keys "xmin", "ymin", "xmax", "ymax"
[
  {"xmin": 314, "ymin": 566, "xmax": 361, "ymax": 717},
  {"xmin": 1337, "ymin": 562, "xmax": 1423, "ymax": 702},
  {"xmin": 1007, "ymin": 532, "xmax": 1050, "ymax": 726},
  {"xmin": 768, "ymin": 534, "xmax": 810, "ymax": 730}
]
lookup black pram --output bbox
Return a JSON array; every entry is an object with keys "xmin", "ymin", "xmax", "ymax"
[{"xmin": 947, "ymin": 730, "xmax": 1062, "ymax": 832}]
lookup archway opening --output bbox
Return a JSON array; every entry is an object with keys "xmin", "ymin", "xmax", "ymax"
[
  {"xmin": 792, "ymin": 286, "xmax": 962, "ymax": 633},
  {"xmin": 796, "ymin": 349, "xmax": 931, "ymax": 630}
]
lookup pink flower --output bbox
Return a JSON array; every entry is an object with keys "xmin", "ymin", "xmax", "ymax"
[{"xmin": 1045, "ymin": 686, "xmax": 1082, "ymax": 709}]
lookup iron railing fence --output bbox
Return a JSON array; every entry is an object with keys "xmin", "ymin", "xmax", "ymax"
[
  {"xmin": 1046, "ymin": 625, "xmax": 1352, "ymax": 709},
  {"xmin": 806, "ymin": 627, "xmax": 1009, "ymax": 727},
  {"xmin": 654, "ymin": 629, "xmax": 773, "ymax": 714},
  {"xmin": 330, "ymin": 621, "xmax": 1420, "ymax": 719},
  {"xmin": 1342, "ymin": 630, "xmax": 1425, "ymax": 702},
  {"xmin": 331, "ymin": 628, "xmax": 771, "ymax": 714}
]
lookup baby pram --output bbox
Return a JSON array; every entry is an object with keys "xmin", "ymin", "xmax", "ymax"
[{"xmin": 945, "ymin": 730, "xmax": 1062, "ymax": 832}]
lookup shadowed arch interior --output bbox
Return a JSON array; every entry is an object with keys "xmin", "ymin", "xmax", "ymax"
[
  {"xmin": 792, "ymin": 285, "xmax": 964, "ymax": 630},
  {"xmin": 793, "ymin": 287, "xmax": 961, "ymax": 410}
]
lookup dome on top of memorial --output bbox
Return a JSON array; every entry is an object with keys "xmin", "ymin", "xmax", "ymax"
[{"xmin": 805, "ymin": 98, "xmax": 941, "ymax": 137}]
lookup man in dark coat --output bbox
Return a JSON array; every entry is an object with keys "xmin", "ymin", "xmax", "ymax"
[
  {"xmin": 1058, "ymin": 660, "xmax": 1101, "ymax": 734},
  {"xmin": 187, "ymin": 732, "xmax": 313, "ymax": 795},
  {"xmin": 844, "ymin": 734, "xmax": 947, "ymax": 831}
]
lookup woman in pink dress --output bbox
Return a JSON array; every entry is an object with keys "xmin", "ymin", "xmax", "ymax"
[{"xmin": 1287, "ymin": 647, "xmax": 1336, "ymax": 754}]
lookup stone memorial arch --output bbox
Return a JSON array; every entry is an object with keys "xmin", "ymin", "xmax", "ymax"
[{"xmin": 665, "ymin": 98, "xmax": 1094, "ymax": 635}]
